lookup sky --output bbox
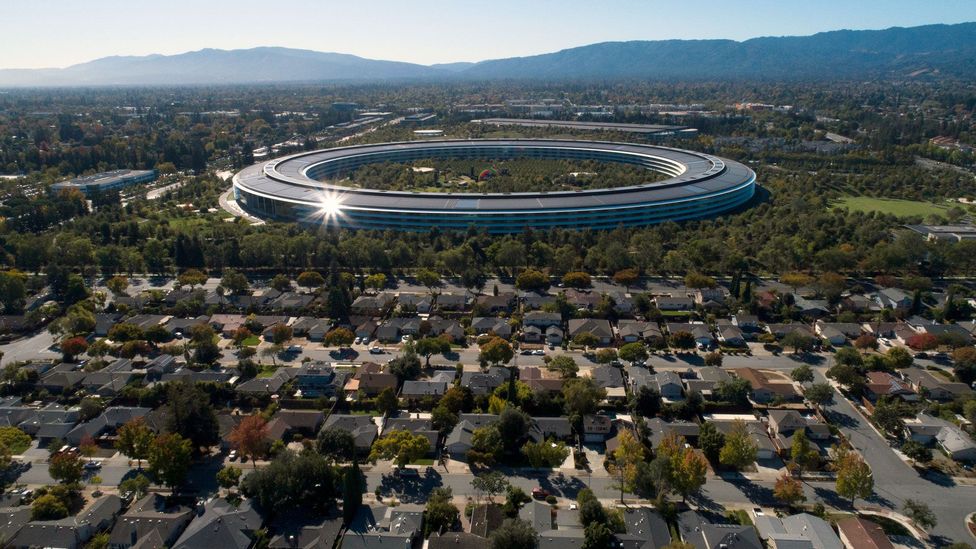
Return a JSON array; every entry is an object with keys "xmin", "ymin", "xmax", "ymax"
[{"xmin": 4, "ymin": 0, "xmax": 976, "ymax": 69}]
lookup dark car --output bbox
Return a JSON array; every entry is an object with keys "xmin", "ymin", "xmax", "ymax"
[{"xmin": 531, "ymin": 487, "xmax": 549, "ymax": 499}]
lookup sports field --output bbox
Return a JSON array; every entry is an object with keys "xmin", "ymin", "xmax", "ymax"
[{"xmin": 833, "ymin": 196, "xmax": 947, "ymax": 217}]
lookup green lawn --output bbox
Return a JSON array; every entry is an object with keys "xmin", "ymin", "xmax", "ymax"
[
  {"xmin": 832, "ymin": 196, "xmax": 947, "ymax": 218},
  {"xmin": 242, "ymin": 336, "xmax": 260, "ymax": 347},
  {"xmin": 257, "ymin": 365, "xmax": 278, "ymax": 378},
  {"xmin": 410, "ymin": 458, "xmax": 435, "ymax": 466}
]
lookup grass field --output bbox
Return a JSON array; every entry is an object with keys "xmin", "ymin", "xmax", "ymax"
[
  {"xmin": 242, "ymin": 336, "xmax": 260, "ymax": 347},
  {"xmin": 833, "ymin": 196, "xmax": 947, "ymax": 218}
]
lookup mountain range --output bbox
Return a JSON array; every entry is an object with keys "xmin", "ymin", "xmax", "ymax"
[{"xmin": 1, "ymin": 22, "xmax": 975, "ymax": 86}]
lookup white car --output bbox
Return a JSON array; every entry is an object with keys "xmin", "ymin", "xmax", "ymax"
[
  {"xmin": 354, "ymin": 337, "xmax": 362, "ymax": 345},
  {"xmin": 401, "ymin": 335, "xmax": 411, "ymax": 343},
  {"xmin": 532, "ymin": 349, "xmax": 545, "ymax": 356}
]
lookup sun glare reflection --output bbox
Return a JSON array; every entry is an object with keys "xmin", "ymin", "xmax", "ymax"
[{"xmin": 308, "ymin": 190, "xmax": 346, "ymax": 225}]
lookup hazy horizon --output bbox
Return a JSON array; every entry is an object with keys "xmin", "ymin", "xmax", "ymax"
[{"xmin": 4, "ymin": 0, "xmax": 976, "ymax": 70}]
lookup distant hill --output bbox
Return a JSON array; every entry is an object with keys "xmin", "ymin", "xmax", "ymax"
[
  {"xmin": 0, "ymin": 47, "xmax": 442, "ymax": 86},
  {"xmin": 1, "ymin": 23, "xmax": 975, "ymax": 86},
  {"xmin": 459, "ymin": 23, "xmax": 976, "ymax": 80}
]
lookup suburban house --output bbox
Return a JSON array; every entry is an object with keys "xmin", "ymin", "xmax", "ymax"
[
  {"xmin": 733, "ymin": 368, "xmax": 800, "ymax": 403},
  {"xmin": 755, "ymin": 513, "xmax": 842, "ymax": 549},
  {"xmin": 471, "ymin": 317, "xmax": 512, "ymax": 339},
  {"xmin": 815, "ymin": 321, "xmax": 863, "ymax": 346},
  {"xmin": 445, "ymin": 414, "xmax": 499, "ymax": 456},
  {"xmin": 321, "ymin": 414, "xmax": 378, "ymax": 454},
  {"xmin": 583, "ymin": 414, "xmax": 613, "ymax": 442},
  {"xmin": 684, "ymin": 367, "xmax": 732, "ymax": 399},
  {"xmin": 835, "ymin": 517, "xmax": 894, "ymax": 549},
  {"xmin": 655, "ymin": 295, "xmax": 694, "ymax": 312},
  {"xmin": 864, "ymin": 371, "xmax": 918, "ymax": 403},
  {"xmin": 567, "ymin": 318, "xmax": 614, "ymax": 345},
  {"xmin": 617, "ymin": 320, "xmax": 664, "ymax": 344},
  {"xmin": 523, "ymin": 311, "xmax": 562, "ymax": 329},
  {"xmin": 171, "ymin": 498, "xmax": 262, "ymax": 549},
  {"xmin": 107, "ymin": 493, "xmax": 193, "ymax": 549},
  {"xmin": 875, "ymin": 288, "xmax": 913, "ymax": 311},
  {"xmin": 644, "ymin": 417, "xmax": 700, "ymax": 448},
  {"xmin": 900, "ymin": 367, "xmax": 973, "ymax": 401},
  {"xmin": 677, "ymin": 511, "xmax": 763, "ymax": 549},
  {"xmin": 342, "ymin": 504, "xmax": 424, "ymax": 549}
]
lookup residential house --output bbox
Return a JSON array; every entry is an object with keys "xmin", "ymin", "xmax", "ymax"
[
  {"xmin": 815, "ymin": 321, "xmax": 863, "ymax": 346},
  {"xmin": 400, "ymin": 380, "xmax": 449, "ymax": 401},
  {"xmin": 475, "ymin": 293, "xmax": 516, "ymax": 314},
  {"xmin": 435, "ymin": 293, "xmax": 470, "ymax": 312},
  {"xmin": 617, "ymin": 320, "xmax": 663, "ymax": 345},
  {"xmin": 655, "ymin": 296, "xmax": 694, "ymax": 312},
  {"xmin": 567, "ymin": 318, "xmax": 613, "ymax": 345},
  {"xmin": 617, "ymin": 508, "xmax": 671, "ymax": 549},
  {"xmin": 546, "ymin": 326, "xmax": 564, "ymax": 346},
  {"xmin": 643, "ymin": 417, "xmax": 701, "ymax": 449},
  {"xmin": 108, "ymin": 493, "xmax": 193, "ymax": 549},
  {"xmin": 521, "ymin": 291, "xmax": 556, "ymax": 312},
  {"xmin": 864, "ymin": 371, "xmax": 918, "ymax": 403},
  {"xmin": 267, "ymin": 514, "xmax": 343, "ymax": 549},
  {"xmin": 900, "ymin": 367, "xmax": 973, "ymax": 401},
  {"xmin": 684, "ymin": 367, "xmax": 731, "ymax": 399},
  {"xmin": 530, "ymin": 417, "xmax": 573, "ymax": 442},
  {"xmin": 841, "ymin": 294, "xmax": 879, "ymax": 314},
  {"xmin": 523, "ymin": 311, "xmax": 562, "ymax": 329},
  {"xmin": 793, "ymin": 296, "xmax": 830, "ymax": 318},
  {"xmin": 713, "ymin": 420, "xmax": 777, "ymax": 460},
  {"xmin": 754, "ymin": 513, "xmax": 842, "ymax": 549},
  {"xmin": 294, "ymin": 362, "xmax": 347, "ymax": 399},
  {"xmin": 459, "ymin": 367, "xmax": 508, "ymax": 396},
  {"xmin": 445, "ymin": 414, "xmax": 499, "ymax": 457},
  {"xmin": 652, "ymin": 371, "xmax": 684, "ymax": 400},
  {"xmin": 341, "ymin": 505, "xmax": 423, "ymax": 549},
  {"xmin": 66, "ymin": 406, "xmax": 150, "ymax": 445},
  {"xmin": 350, "ymin": 293, "xmax": 395, "ymax": 316},
  {"xmin": 172, "ymin": 498, "xmax": 261, "ymax": 549},
  {"xmin": 835, "ymin": 517, "xmax": 894, "ymax": 549},
  {"xmin": 519, "ymin": 500, "xmax": 584, "ymax": 549},
  {"xmin": 937, "ymin": 424, "xmax": 976, "ymax": 461},
  {"xmin": 733, "ymin": 368, "xmax": 800, "ymax": 403},
  {"xmin": 590, "ymin": 366, "xmax": 627, "ymax": 402},
  {"xmin": 875, "ymin": 288, "xmax": 913, "ymax": 311},
  {"xmin": 471, "ymin": 317, "xmax": 512, "ymax": 339},
  {"xmin": 265, "ymin": 410, "xmax": 324, "ymax": 441},
  {"xmin": 677, "ymin": 511, "xmax": 763, "ymax": 549},
  {"xmin": 667, "ymin": 323, "xmax": 713, "ymax": 348},
  {"xmin": 236, "ymin": 369, "xmax": 294, "ymax": 396},
  {"xmin": 563, "ymin": 289, "xmax": 602, "ymax": 312},
  {"xmin": 397, "ymin": 293, "xmax": 434, "ymax": 314},
  {"xmin": 583, "ymin": 414, "xmax": 613, "ymax": 442},
  {"xmin": 383, "ymin": 414, "xmax": 439, "ymax": 453},
  {"xmin": 523, "ymin": 325, "xmax": 544, "ymax": 343},
  {"xmin": 716, "ymin": 324, "xmax": 746, "ymax": 347},
  {"xmin": 520, "ymin": 366, "xmax": 564, "ymax": 394},
  {"xmin": 290, "ymin": 317, "xmax": 332, "ymax": 341},
  {"xmin": 321, "ymin": 415, "xmax": 377, "ymax": 454},
  {"xmin": 732, "ymin": 314, "xmax": 761, "ymax": 332},
  {"xmin": 695, "ymin": 288, "xmax": 728, "ymax": 310},
  {"xmin": 429, "ymin": 532, "xmax": 489, "ymax": 549}
]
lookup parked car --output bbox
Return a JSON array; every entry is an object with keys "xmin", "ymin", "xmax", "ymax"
[
  {"xmin": 286, "ymin": 344, "xmax": 303, "ymax": 354},
  {"xmin": 395, "ymin": 467, "xmax": 419, "ymax": 478},
  {"xmin": 531, "ymin": 487, "xmax": 549, "ymax": 499},
  {"xmin": 532, "ymin": 349, "xmax": 545, "ymax": 356},
  {"xmin": 83, "ymin": 461, "xmax": 101, "ymax": 470},
  {"xmin": 228, "ymin": 450, "xmax": 238, "ymax": 461},
  {"xmin": 354, "ymin": 337, "xmax": 362, "ymax": 345},
  {"xmin": 370, "ymin": 346, "xmax": 384, "ymax": 354}
]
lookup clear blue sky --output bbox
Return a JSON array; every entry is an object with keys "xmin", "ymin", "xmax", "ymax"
[{"xmin": 4, "ymin": 0, "xmax": 976, "ymax": 69}]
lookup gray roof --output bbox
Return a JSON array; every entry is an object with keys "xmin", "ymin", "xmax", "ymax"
[{"xmin": 172, "ymin": 498, "xmax": 261, "ymax": 549}]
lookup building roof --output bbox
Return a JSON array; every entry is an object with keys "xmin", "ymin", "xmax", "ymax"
[
  {"xmin": 172, "ymin": 498, "xmax": 261, "ymax": 549},
  {"xmin": 835, "ymin": 517, "xmax": 893, "ymax": 549}
]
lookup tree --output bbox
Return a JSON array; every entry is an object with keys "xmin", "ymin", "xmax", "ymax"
[
  {"xmin": 415, "ymin": 337, "xmax": 451, "ymax": 367},
  {"xmin": 270, "ymin": 274, "xmax": 292, "ymax": 292},
  {"xmin": 479, "ymin": 337, "xmax": 514, "ymax": 366},
  {"xmin": 388, "ymin": 346, "xmax": 422, "ymax": 382},
  {"xmin": 318, "ymin": 428, "xmax": 356, "ymax": 462},
  {"xmin": 497, "ymin": 407, "xmax": 531, "ymax": 454},
  {"xmin": 424, "ymin": 487, "xmax": 459, "ymax": 535},
  {"xmin": 467, "ymin": 425, "xmax": 503, "ymax": 465},
  {"xmin": 804, "ymin": 383, "xmax": 834, "ymax": 406},
  {"xmin": 270, "ymin": 323, "xmax": 293, "ymax": 345},
  {"xmin": 228, "ymin": 415, "xmax": 269, "ymax": 467},
  {"xmin": 703, "ymin": 351, "xmax": 723, "ymax": 367},
  {"xmin": 343, "ymin": 461, "xmax": 364, "ymax": 525},
  {"xmin": 872, "ymin": 400, "xmax": 906, "ymax": 435},
  {"xmin": 827, "ymin": 363, "xmax": 864, "ymax": 388},
  {"xmin": 719, "ymin": 420, "xmax": 758, "ymax": 470},
  {"xmin": 415, "ymin": 268, "xmax": 441, "ymax": 291},
  {"xmin": 854, "ymin": 334, "xmax": 879, "ymax": 351},
  {"xmin": 164, "ymin": 381, "xmax": 219, "ymax": 451},
  {"xmin": 618, "ymin": 342, "xmax": 648, "ymax": 365},
  {"xmin": 595, "ymin": 348, "xmax": 618, "ymax": 365},
  {"xmin": 241, "ymin": 450, "xmax": 337, "ymax": 512},
  {"xmin": 221, "ymin": 269, "xmax": 249, "ymax": 294},
  {"xmin": 582, "ymin": 522, "xmax": 613, "ymax": 549},
  {"xmin": 148, "ymin": 433, "xmax": 193, "ymax": 490},
  {"xmin": 835, "ymin": 448, "xmax": 873, "ymax": 507},
  {"xmin": 609, "ymin": 429, "xmax": 646, "ymax": 502},
  {"xmin": 781, "ymin": 331, "xmax": 816, "ymax": 354},
  {"xmin": 774, "ymin": 472, "xmax": 806, "ymax": 507},
  {"xmin": 325, "ymin": 327, "xmax": 355, "ymax": 347},
  {"xmin": 547, "ymin": 355, "xmax": 579, "ymax": 378},
  {"xmin": 791, "ymin": 364, "xmax": 814, "ymax": 383},
  {"xmin": 296, "ymin": 271, "xmax": 325, "ymax": 290},
  {"xmin": 781, "ymin": 272, "xmax": 814, "ymax": 293},
  {"xmin": 515, "ymin": 269, "xmax": 549, "ymax": 291},
  {"xmin": 471, "ymin": 471, "xmax": 509, "ymax": 503},
  {"xmin": 60, "ymin": 336, "xmax": 88, "ymax": 362},
  {"xmin": 364, "ymin": 273, "xmax": 387, "ymax": 291},
  {"xmin": 698, "ymin": 422, "xmax": 725, "ymax": 463},
  {"xmin": 885, "ymin": 346, "xmax": 914, "ymax": 369},
  {"xmin": 115, "ymin": 418, "xmax": 154, "ymax": 469},
  {"xmin": 369, "ymin": 429, "xmax": 430, "ymax": 468},
  {"xmin": 522, "ymin": 440, "xmax": 570, "ymax": 468},
  {"xmin": 376, "ymin": 387, "xmax": 399, "ymax": 416},
  {"xmin": 657, "ymin": 432, "xmax": 707, "ymax": 502},
  {"xmin": 670, "ymin": 331, "xmax": 696, "ymax": 350},
  {"xmin": 684, "ymin": 272, "xmax": 716, "ymax": 289},
  {"xmin": 490, "ymin": 518, "xmax": 538, "ymax": 549},
  {"xmin": 631, "ymin": 386, "xmax": 662, "ymax": 418},
  {"xmin": 952, "ymin": 346, "xmax": 976, "ymax": 384},
  {"xmin": 907, "ymin": 333, "xmax": 938, "ymax": 351},
  {"xmin": 562, "ymin": 377, "xmax": 606, "ymax": 418},
  {"xmin": 901, "ymin": 440, "xmax": 932, "ymax": 465},
  {"xmin": 561, "ymin": 271, "xmax": 592, "ymax": 288},
  {"xmin": 573, "ymin": 332, "xmax": 600, "ymax": 348},
  {"xmin": 31, "ymin": 494, "xmax": 69, "ymax": 520},
  {"xmin": 217, "ymin": 466, "xmax": 242, "ymax": 490},
  {"xmin": 49, "ymin": 451, "xmax": 83, "ymax": 484},
  {"xmin": 790, "ymin": 431, "xmax": 818, "ymax": 472},
  {"xmin": 715, "ymin": 378, "xmax": 751, "ymax": 406},
  {"xmin": 613, "ymin": 268, "xmax": 640, "ymax": 288},
  {"xmin": 178, "ymin": 269, "xmax": 208, "ymax": 288},
  {"xmin": 903, "ymin": 499, "xmax": 937, "ymax": 530},
  {"xmin": 119, "ymin": 474, "xmax": 151, "ymax": 499}
]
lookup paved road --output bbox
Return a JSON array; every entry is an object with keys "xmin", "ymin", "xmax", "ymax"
[{"xmin": 1, "ymin": 330, "xmax": 61, "ymax": 366}]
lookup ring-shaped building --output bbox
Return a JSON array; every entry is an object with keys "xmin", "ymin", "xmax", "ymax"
[{"xmin": 232, "ymin": 138, "xmax": 756, "ymax": 233}]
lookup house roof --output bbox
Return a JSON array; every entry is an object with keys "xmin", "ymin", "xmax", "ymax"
[
  {"xmin": 172, "ymin": 498, "xmax": 261, "ymax": 549},
  {"xmin": 567, "ymin": 318, "xmax": 613, "ymax": 338},
  {"xmin": 322, "ymin": 415, "xmax": 378, "ymax": 449},
  {"xmin": 429, "ymin": 532, "xmax": 489, "ymax": 549},
  {"xmin": 835, "ymin": 517, "xmax": 893, "ymax": 549}
]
